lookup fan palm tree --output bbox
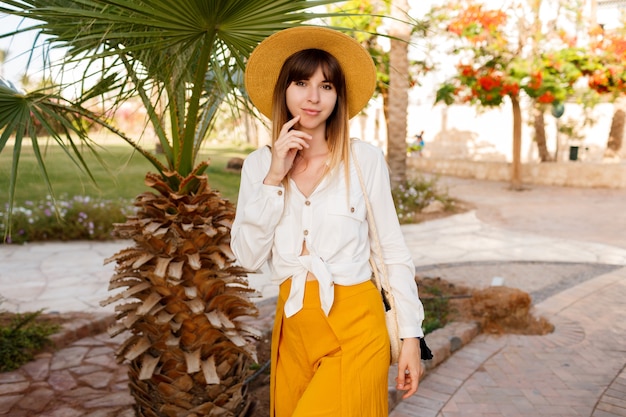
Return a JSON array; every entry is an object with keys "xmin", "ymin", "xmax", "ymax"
[{"xmin": 0, "ymin": 1, "xmax": 354, "ymax": 415}]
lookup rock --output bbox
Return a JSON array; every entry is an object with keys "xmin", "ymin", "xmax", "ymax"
[
  {"xmin": 421, "ymin": 200, "xmax": 445, "ymax": 214},
  {"xmin": 226, "ymin": 157, "xmax": 244, "ymax": 172}
]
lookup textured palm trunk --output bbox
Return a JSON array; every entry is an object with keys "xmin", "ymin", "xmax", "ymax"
[
  {"xmin": 102, "ymin": 173, "xmax": 259, "ymax": 417},
  {"xmin": 387, "ymin": 0, "xmax": 411, "ymax": 187},
  {"xmin": 511, "ymin": 95, "xmax": 523, "ymax": 190},
  {"xmin": 605, "ymin": 97, "xmax": 625, "ymax": 159},
  {"xmin": 533, "ymin": 105, "xmax": 552, "ymax": 162}
]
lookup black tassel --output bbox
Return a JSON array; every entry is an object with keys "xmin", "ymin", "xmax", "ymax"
[{"xmin": 420, "ymin": 337, "xmax": 433, "ymax": 360}]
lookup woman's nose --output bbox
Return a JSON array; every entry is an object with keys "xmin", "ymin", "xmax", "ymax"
[{"xmin": 307, "ymin": 86, "xmax": 320, "ymax": 103}]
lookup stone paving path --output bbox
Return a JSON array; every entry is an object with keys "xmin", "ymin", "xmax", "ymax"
[
  {"xmin": 2, "ymin": 176, "xmax": 626, "ymax": 416},
  {"xmin": 0, "ymin": 332, "xmax": 134, "ymax": 417},
  {"xmin": 390, "ymin": 266, "xmax": 626, "ymax": 417}
]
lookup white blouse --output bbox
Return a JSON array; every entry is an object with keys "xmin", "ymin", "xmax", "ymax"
[{"xmin": 230, "ymin": 140, "xmax": 424, "ymax": 338}]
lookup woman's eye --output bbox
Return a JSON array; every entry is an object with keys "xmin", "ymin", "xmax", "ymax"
[
  {"xmin": 294, "ymin": 81, "xmax": 306, "ymax": 87},
  {"xmin": 322, "ymin": 83, "xmax": 334, "ymax": 90}
]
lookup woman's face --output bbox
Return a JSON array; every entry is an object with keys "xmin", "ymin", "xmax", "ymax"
[{"xmin": 285, "ymin": 66, "xmax": 337, "ymax": 133}]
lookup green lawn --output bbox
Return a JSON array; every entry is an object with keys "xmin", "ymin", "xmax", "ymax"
[{"xmin": 0, "ymin": 141, "xmax": 254, "ymax": 206}]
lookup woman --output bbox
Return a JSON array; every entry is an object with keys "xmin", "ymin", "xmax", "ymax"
[{"xmin": 231, "ymin": 26, "xmax": 425, "ymax": 417}]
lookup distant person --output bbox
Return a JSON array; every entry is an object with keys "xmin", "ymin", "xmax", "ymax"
[
  {"xmin": 408, "ymin": 130, "xmax": 425, "ymax": 156},
  {"xmin": 231, "ymin": 26, "xmax": 426, "ymax": 416}
]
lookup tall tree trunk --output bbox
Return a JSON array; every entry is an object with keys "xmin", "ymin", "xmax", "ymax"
[
  {"xmin": 511, "ymin": 95, "xmax": 524, "ymax": 189},
  {"xmin": 605, "ymin": 97, "xmax": 626, "ymax": 159},
  {"xmin": 533, "ymin": 105, "xmax": 552, "ymax": 161},
  {"xmin": 243, "ymin": 111, "xmax": 258, "ymax": 147},
  {"xmin": 387, "ymin": 0, "xmax": 411, "ymax": 187}
]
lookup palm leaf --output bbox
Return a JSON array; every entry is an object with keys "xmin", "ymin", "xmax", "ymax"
[{"xmin": 0, "ymin": 0, "xmax": 365, "ymax": 234}]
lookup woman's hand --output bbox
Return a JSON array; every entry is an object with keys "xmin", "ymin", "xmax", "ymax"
[
  {"xmin": 264, "ymin": 116, "xmax": 312, "ymax": 185},
  {"xmin": 395, "ymin": 338, "xmax": 423, "ymax": 399}
]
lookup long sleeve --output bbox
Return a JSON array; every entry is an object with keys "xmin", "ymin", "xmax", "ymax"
[
  {"xmin": 355, "ymin": 141, "xmax": 425, "ymax": 338},
  {"xmin": 231, "ymin": 147, "xmax": 286, "ymax": 272}
]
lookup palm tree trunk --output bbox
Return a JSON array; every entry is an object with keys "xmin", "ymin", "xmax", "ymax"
[
  {"xmin": 605, "ymin": 97, "xmax": 625, "ymax": 159},
  {"xmin": 511, "ymin": 95, "xmax": 524, "ymax": 189},
  {"xmin": 533, "ymin": 105, "xmax": 552, "ymax": 162},
  {"xmin": 387, "ymin": 0, "xmax": 411, "ymax": 187},
  {"xmin": 103, "ymin": 173, "xmax": 259, "ymax": 417}
]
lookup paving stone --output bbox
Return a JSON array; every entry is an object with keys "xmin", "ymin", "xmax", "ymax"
[
  {"xmin": 0, "ymin": 382, "xmax": 29, "ymax": 396},
  {"xmin": 60, "ymin": 386, "xmax": 108, "ymax": 399},
  {"xmin": 0, "ymin": 394, "xmax": 21, "ymax": 415},
  {"xmin": 50, "ymin": 346, "xmax": 90, "ymax": 371},
  {"xmin": 17, "ymin": 387, "xmax": 55, "ymax": 412},
  {"xmin": 0, "ymin": 372, "xmax": 26, "ymax": 384},
  {"xmin": 73, "ymin": 337, "xmax": 106, "ymax": 347},
  {"xmin": 83, "ymin": 353, "xmax": 118, "ymax": 369},
  {"xmin": 48, "ymin": 370, "xmax": 78, "ymax": 391},
  {"xmin": 41, "ymin": 406, "xmax": 84, "ymax": 417},
  {"xmin": 21, "ymin": 356, "xmax": 51, "ymax": 381},
  {"xmin": 69, "ymin": 364, "xmax": 105, "ymax": 375},
  {"xmin": 83, "ymin": 409, "xmax": 125, "ymax": 417},
  {"xmin": 85, "ymin": 346, "xmax": 115, "ymax": 358},
  {"xmin": 78, "ymin": 371, "xmax": 114, "ymax": 389},
  {"xmin": 83, "ymin": 391, "xmax": 134, "ymax": 409}
]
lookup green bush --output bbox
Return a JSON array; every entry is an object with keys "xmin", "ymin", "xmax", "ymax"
[
  {"xmin": 421, "ymin": 291, "xmax": 451, "ymax": 334},
  {"xmin": 392, "ymin": 176, "xmax": 456, "ymax": 224},
  {"xmin": 0, "ymin": 309, "xmax": 61, "ymax": 372},
  {"xmin": 1, "ymin": 195, "xmax": 134, "ymax": 244}
]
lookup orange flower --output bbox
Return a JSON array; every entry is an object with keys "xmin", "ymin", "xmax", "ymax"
[
  {"xmin": 501, "ymin": 82, "xmax": 520, "ymax": 96},
  {"xmin": 478, "ymin": 75, "xmax": 500, "ymax": 91},
  {"xmin": 537, "ymin": 91, "xmax": 555, "ymax": 103},
  {"xmin": 459, "ymin": 64, "xmax": 475, "ymax": 77},
  {"xmin": 528, "ymin": 72, "xmax": 543, "ymax": 89}
]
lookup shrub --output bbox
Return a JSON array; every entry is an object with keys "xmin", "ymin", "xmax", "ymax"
[
  {"xmin": 1, "ymin": 195, "xmax": 135, "ymax": 244},
  {"xmin": 0, "ymin": 307, "xmax": 61, "ymax": 372},
  {"xmin": 392, "ymin": 176, "xmax": 456, "ymax": 224}
]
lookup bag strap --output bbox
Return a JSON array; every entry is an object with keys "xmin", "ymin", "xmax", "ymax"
[{"xmin": 351, "ymin": 147, "xmax": 397, "ymax": 314}]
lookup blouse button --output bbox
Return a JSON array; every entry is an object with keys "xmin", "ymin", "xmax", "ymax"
[
  {"xmin": 350, "ymin": 207, "xmax": 355, "ymax": 213},
  {"xmin": 277, "ymin": 190, "xmax": 283, "ymax": 196},
  {"xmin": 305, "ymin": 200, "xmax": 311, "ymax": 206},
  {"xmin": 303, "ymin": 230, "xmax": 309, "ymax": 236}
]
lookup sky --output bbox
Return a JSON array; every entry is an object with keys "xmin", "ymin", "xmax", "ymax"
[{"xmin": 0, "ymin": 13, "xmax": 41, "ymax": 85}]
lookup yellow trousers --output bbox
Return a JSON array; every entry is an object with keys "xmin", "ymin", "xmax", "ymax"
[{"xmin": 270, "ymin": 279, "xmax": 389, "ymax": 417}]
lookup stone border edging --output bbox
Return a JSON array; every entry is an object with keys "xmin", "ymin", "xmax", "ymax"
[
  {"xmin": 388, "ymin": 320, "xmax": 481, "ymax": 411},
  {"xmin": 48, "ymin": 312, "xmax": 115, "ymax": 350}
]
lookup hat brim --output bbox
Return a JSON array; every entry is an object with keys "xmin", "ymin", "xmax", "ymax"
[{"xmin": 245, "ymin": 26, "xmax": 376, "ymax": 120}]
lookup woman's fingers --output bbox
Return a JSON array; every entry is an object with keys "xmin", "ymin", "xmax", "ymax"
[
  {"xmin": 279, "ymin": 115, "xmax": 301, "ymax": 135},
  {"xmin": 395, "ymin": 370, "xmax": 419, "ymax": 399},
  {"xmin": 264, "ymin": 116, "xmax": 313, "ymax": 184},
  {"xmin": 275, "ymin": 131, "xmax": 311, "ymax": 157}
]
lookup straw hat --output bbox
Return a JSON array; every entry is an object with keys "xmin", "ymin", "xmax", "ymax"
[{"xmin": 245, "ymin": 26, "xmax": 376, "ymax": 119}]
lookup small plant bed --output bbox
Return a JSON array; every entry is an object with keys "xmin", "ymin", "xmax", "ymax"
[
  {"xmin": 391, "ymin": 176, "xmax": 473, "ymax": 225},
  {"xmin": 418, "ymin": 276, "xmax": 554, "ymax": 336},
  {"xmin": 0, "ymin": 310, "xmax": 65, "ymax": 372},
  {"xmin": 245, "ymin": 276, "xmax": 554, "ymax": 416}
]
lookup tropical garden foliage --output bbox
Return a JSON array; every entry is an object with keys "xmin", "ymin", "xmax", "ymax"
[{"xmin": 0, "ymin": 1, "xmax": 367, "ymax": 415}]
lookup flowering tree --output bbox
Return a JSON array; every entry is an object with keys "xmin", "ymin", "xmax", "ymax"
[
  {"xmin": 586, "ymin": 25, "xmax": 626, "ymax": 158},
  {"xmin": 431, "ymin": 1, "xmax": 587, "ymax": 188}
]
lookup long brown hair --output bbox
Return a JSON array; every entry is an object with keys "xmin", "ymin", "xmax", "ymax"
[{"xmin": 271, "ymin": 49, "xmax": 351, "ymax": 183}]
